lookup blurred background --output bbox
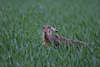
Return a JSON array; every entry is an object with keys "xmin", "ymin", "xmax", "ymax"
[{"xmin": 0, "ymin": 0, "xmax": 100, "ymax": 67}]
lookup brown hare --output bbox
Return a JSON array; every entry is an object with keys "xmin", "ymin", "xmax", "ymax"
[{"xmin": 42, "ymin": 25, "xmax": 87, "ymax": 48}]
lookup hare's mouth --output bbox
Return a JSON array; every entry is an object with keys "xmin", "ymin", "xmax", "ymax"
[{"xmin": 44, "ymin": 32, "xmax": 47, "ymax": 34}]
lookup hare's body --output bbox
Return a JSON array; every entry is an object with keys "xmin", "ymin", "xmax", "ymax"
[{"xmin": 42, "ymin": 25, "xmax": 86, "ymax": 47}]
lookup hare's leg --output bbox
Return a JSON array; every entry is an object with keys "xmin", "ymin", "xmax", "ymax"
[{"xmin": 54, "ymin": 40, "xmax": 59, "ymax": 47}]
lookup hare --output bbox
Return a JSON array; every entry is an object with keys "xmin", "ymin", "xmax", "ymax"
[{"xmin": 42, "ymin": 25, "xmax": 87, "ymax": 48}]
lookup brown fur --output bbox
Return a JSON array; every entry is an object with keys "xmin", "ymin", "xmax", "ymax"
[{"xmin": 42, "ymin": 25, "xmax": 86, "ymax": 47}]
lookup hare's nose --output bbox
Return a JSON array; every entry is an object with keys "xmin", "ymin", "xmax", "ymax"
[{"xmin": 55, "ymin": 30, "xmax": 58, "ymax": 32}]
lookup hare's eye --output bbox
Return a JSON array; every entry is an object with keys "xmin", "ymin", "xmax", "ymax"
[
  {"xmin": 47, "ymin": 26, "xmax": 51, "ymax": 29},
  {"xmin": 43, "ymin": 27, "xmax": 45, "ymax": 29}
]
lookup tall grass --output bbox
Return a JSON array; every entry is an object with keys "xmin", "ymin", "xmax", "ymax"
[{"xmin": 0, "ymin": 0, "xmax": 100, "ymax": 67}]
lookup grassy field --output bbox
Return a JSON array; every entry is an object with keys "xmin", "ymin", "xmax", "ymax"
[{"xmin": 0, "ymin": 0, "xmax": 100, "ymax": 67}]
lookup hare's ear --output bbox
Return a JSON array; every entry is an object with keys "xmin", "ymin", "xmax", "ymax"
[
  {"xmin": 55, "ymin": 30, "xmax": 58, "ymax": 32},
  {"xmin": 51, "ymin": 27, "xmax": 58, "ymax": 32}
]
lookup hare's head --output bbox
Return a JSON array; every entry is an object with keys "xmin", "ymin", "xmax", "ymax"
[{"xmin": 43, "ymin": 25, "xmax": 58, "ymax": 34}]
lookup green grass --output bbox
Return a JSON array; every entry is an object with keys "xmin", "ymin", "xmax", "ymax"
[{"xmin": 0, "ymin": 0, "xmax": 100, "ymax": 67}]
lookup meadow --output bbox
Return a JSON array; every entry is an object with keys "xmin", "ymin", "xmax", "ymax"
[{"xmin": 0, "ymin": 0, "xmax": 100, "ymax": 67}]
